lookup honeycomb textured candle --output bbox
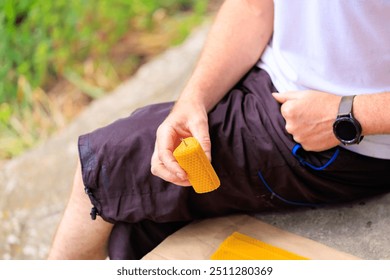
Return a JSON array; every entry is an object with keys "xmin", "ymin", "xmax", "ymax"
[{"xmin": 173, "ymin": 137, "xmax": 220, "ymax": 193}]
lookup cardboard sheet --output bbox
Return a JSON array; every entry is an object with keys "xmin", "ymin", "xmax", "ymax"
[{"xmin": 142, "ymin": 214, "xmax": 359, "ymax": 260}]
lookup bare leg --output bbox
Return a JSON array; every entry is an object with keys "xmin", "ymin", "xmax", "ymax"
[{"xmin": 48, "ymin": 162, "xmax": 113, "ymax": 259}]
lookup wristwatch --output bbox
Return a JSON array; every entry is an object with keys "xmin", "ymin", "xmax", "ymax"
[{"xmin": 333, "ymin": 95, "xmax": 364, "ymax": 145}]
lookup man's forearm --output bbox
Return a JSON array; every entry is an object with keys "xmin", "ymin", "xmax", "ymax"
[
  {"xmin": 178, "ymin": 0, "xmax": 274, "ymax": 112},
  {"xmin": 354, "ymin": 92, "xmax": 390, "ymax": 135}
]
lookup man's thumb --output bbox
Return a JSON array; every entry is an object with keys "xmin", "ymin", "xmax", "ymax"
[
  {"xmin": 272, "ymin": 92, "xmax": 288, "ymax": 103},
  {"xmin": 193, "ymin": 133, "xmax": 212, "ymax": 162}
]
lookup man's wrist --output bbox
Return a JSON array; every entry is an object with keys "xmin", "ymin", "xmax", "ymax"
[{"xmin": 333, "ymin": 95, "xmax": 364, "ymax": 145}]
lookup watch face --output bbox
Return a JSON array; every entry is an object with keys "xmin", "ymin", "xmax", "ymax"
[
  {"xmin": 333, "ymin": 113, "xmax": 364, "ymax": 145},
  {"xmin": 335, "ymin": 119, "xmax": 358, "ymax": 142}
]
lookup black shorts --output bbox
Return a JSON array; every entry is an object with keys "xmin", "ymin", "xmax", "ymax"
[{"xmin": 78, "ymin": 67, "xmax": 390, "ymax": 259}]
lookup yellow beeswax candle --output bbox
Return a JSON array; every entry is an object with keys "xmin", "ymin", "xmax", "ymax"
[
  {"xmin": 211, "ymin": 232, "xmax": 309, "ymax": 260},
  {"xmin": 173, "ymin": 137, "xmax": 220, "ymax": 193}
]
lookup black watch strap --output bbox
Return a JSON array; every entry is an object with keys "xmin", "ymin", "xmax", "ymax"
[{"xmin": 338, "ymin": 95, "xmax": 355, "ymax": 116}]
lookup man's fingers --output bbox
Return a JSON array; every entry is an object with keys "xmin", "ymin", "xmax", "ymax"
[
  {"xmin": 159, "ymin": 149, "xmax": 187, "ymax": 179},
  {"xmin": 272, "ymin": 92, "xmax": 287, "ymax": 103},
  {"xmin": 155, "ymin": 125, "xmax": 187, "ymax": 179},
  {"xmin": 151, "ymin": 162, "xmax": 190, "ymax": 186},
  {"xmin": 191, "ymin": 133, "xmax": 212, "ymax": 162},
  {"xmin": 151, "ymin": 148, "xmax": 189, "ymax": 185},
  {"xmin": 152, "ymin": 137, "xmax": 187, "ymax": 179},
  {"xmin": 272, "ymin": 91, "xmax": 305, "ymax": 103},
  {"xmin": 189, "ymin": 115, "xmax": 212, "ymax": 161}
]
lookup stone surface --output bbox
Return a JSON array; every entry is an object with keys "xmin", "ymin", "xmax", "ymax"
[{"xmin": 256, "ymin": 193, "xmax": 390, "ymax": 259}]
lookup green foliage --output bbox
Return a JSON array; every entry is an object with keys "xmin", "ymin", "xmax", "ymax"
[
  {"xmin": 0, "ymin": 0, "xmax": 206, "ymax": 103},
  {"xmin": 0, "ymin": 0, "xmax": 209, "ymax": 159}
]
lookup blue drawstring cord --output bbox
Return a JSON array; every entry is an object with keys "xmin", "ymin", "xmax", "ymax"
[
  {"xmin": 256, "ymin": 144, "xmax": 339, "ymax": 207},
  {"xmin": 292, "ymin": 144, "xmax": 340, "ymax": 171},
  {"xmin": 257, "ymin": 170, "xmax": 321, "ymax": 207}
]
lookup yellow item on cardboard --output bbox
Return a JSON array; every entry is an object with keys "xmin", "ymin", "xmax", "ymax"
[{"xmin": 211, "ymin": 232, "xmax": 308, "ymax": 260}]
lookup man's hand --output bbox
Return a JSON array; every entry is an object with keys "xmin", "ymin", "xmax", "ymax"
[
  {"xmin": 150, "ymin": 99, "xmax": 211, "ymax": 186},
  {"xmin": 273, "ymin": 90, "xmax": 341, "ymax": 151}
]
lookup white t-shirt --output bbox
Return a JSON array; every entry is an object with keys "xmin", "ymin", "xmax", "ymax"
[{"xmin": 258, "ymin": 0, "xmax": 390, "ymax": 159}]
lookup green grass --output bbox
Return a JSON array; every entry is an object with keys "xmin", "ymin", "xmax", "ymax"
[{"xmin": 0, "ymin": 0, "xmax": 210, "ymax": 160}]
